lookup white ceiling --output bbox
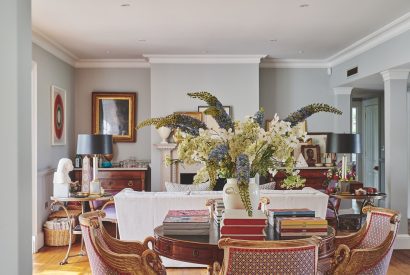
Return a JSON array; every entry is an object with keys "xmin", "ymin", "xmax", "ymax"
[{"xmin": 32, "ymin": 0, "xmax": 410, "ymax": 60}]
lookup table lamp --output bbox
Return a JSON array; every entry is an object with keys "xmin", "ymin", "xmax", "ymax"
[
  {"xmin": 77, "ymin": 134, "xmax": 113, "ymax": 194},
  {"xmin": 326, "ymin": 133, "xmax": 361, "ymax": 181}
]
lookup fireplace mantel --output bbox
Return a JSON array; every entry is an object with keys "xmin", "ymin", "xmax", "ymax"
[{"xmin": 154, "ymin": 143, "xmax": 178, "ymax": 191}]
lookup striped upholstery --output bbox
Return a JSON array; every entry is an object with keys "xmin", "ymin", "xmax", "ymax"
[{"xmin": 81, "ymin": 225, "xmax": 117, "ymax": 275}]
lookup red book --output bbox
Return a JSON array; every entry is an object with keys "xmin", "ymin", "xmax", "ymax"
[
  {"xmin": 280, "ymin": 228, "xmax": 328, "ymax": 233},
  {"xmin": 221, "ymin": 232, "xmax": 266, "ymax": 241},
  {"xmin": 220, "ymin": 226, "xmax": 265, "ymax": 235},
  {"xmin": 221, "ymin": 235, "xmax": 265, "ymax": 241},
  {"xmin": 222, "ymin": 209, "xmax": 267, "ymax": 226}
]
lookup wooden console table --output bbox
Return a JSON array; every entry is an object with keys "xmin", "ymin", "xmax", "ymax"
[
  {"xmin": 71, "ymin": 167, "xmax": 151, "ymax": 192},
  {"xmin": 154, "ymin": 223, "xmax": 335, "ymax": 274},
  {"xmin": 272, "ymin": 167, "xmax": 331, "ymax": 190}
]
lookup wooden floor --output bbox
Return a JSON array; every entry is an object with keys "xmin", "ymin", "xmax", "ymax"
[{"xmin": 33, "ymin": 243, "xmax": 410, "ymax": 275}]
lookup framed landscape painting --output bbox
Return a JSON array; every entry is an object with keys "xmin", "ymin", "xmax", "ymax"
[
  {"xmin": 51, "ymin": 85, "xmax": 66, "ymax": 146},
  {"xmin": 92, "ymin": 92, "xmax": 137, "ymax": 142},
  {"xmin": 198, "ymin": 106, "xmax": 231, "ymax": 131}
]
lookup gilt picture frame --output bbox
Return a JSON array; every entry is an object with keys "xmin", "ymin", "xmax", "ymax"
[
  {"xmin": 174, "ymin": 111, "xmax": 203, "ymax": 121},
  {"xmin": 92, "ymin": 92, "xmax": 137, "ymax": 142}
]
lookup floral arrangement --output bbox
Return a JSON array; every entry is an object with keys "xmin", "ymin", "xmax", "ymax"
[
  {"xmin": 323, "ymin": 161, "xmax": 356, "ymax": 187},
  {"xmin": 138, "ymin": 91, "xmax": 342, "ymax": 215}
]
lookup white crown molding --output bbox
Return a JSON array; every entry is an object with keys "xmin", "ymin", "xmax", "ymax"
[
  {"xmin": 327, "ymin": 12, "xmax": 410, "ymax": 67},
  {"xmin": 32, "ymin": 12, "xmax": 410, "ymax": 70},
  {"xmin": 32, "ymin": 28, "xmax": 78, "ymax": 67},
  {"xmin": 75, "ymin": 59, "xmax": 150, "ymax": 68},
  {"xmin": 144, "ymin": 54, "xmax": 266, "ymax": 64},
  {"xmin": 380, "ymin": 69, "xmax": 410, "ymax": 81},
  {"xmin": 260, "ymin": 59, "xmax": 329, "ymax": 69},
  {"xmin": 333, "ymin": 87, "xmax": 353, "ymax": 95}
]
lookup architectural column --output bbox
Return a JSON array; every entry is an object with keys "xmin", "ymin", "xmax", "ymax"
[
  {"xmin": 154, "ymin": 143, "xmax": 177, "ymax": 191},
  {"xmin": 333, "ymin": 87, "xmax": 353, "ymax": 133},
  {"xmin": 381, "ymin": 69, "xmax": 409, "ymax": 235}
]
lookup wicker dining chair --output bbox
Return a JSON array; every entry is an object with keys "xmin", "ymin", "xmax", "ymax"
[
  {"xmin": 79, "ymin": 211, "xmax": 166, "ymax": 275},
  {"xmin": 213, "ymin": 237, "xmax": 322, "ymax": 275},
  {"xmin": 332, "ymin": 206, "xmax": 400, "ymax": 275}
]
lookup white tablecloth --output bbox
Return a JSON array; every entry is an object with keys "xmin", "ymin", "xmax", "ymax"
[{"xmin": 114, "ymin": 187, "xmax": 328, "ymax": 267}]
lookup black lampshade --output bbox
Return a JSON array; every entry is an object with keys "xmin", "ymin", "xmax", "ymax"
[
  {"xmin": 76, "ymin": 134, "xmax": 113, "ymax": 155},
  {"xmin": 326, "ymin": 133, "xmax": 361, "ymax": 154}
]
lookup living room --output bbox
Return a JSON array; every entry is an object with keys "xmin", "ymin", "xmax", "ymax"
[{"xmin": 2, "ymin": 0, "xmax": 410, "ymax": 274}]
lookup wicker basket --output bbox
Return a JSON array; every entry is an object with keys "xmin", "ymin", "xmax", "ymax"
[{"xmin": 44, "ymin": 227, "xmax": 76, "ymax": 246}]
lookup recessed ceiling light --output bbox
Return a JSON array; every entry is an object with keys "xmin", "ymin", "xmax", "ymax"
[
  {"xmin": 137, "ymin": 39, "xmax": 146, "ymax": 42},
  {"xmin": 202, "ymin": 50, "xmax": 208, "ymax": 54},
  {"xmin": 121, "ymin": 3, "xmax": 131, "ymax": 7},
  {"xmin": 298, "ymin": 50, "xmax": 304, "ymax": 54},
  {"xmin": 105, "ymin": 50, "xmax": 111, "ymax": 54},
  {"xmin": 269, "ymin": 39, "xmax": 278, "ymax": 42},
  {"xmin": 299, "ymin": 4, "xmax": 309, "ymax": 8}
]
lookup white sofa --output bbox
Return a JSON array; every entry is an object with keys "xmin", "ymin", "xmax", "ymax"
[{"xmin": 114, "ymin": 187, "xmax": 328, "ymax": 267}]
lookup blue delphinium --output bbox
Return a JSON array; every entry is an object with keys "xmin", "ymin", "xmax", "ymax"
[
  {"xmin": 252, "ymin": 108, "xmax": 265, "ymax": 128},
  {"xmin": 188, "ymin": 92, "xmax": 234, "ymax": 131},
  {"xmin": 236, "ymin": 154, "xmax": 252, "ymax": 216},
  {"xmin": 283, "ymin": 103, "xmax": 342, "ymax": 127},
  {"xmin": 209, "ymin": 144, "xmax": 229, "ymax": 162}
]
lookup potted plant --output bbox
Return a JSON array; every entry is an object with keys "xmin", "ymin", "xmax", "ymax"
[{"xmin": 139, "ymin": 92, "xmax": 342, "ymax": 215}]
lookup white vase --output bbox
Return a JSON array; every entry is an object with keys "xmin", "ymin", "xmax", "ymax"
[
  {"xmin": 223, "ymin": 178, "xmax": 260, "ymax": 212},
  {"xmin": 157, "ymin": 127, "xmax": 171, "ymax": 144}
]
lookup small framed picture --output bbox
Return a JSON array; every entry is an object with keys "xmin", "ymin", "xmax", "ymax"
[
  {"xmin": 51, "ymin": 85, "xmax": 66, "ymax": 146},
  {"xmin": 198, "ymin": 106, "xmax": 231, "ymax": 130},
  {"xmin": 174, "ymin": 111, "xmax": 203, "ymax": 121},
  {"xmin": 301, "ymin": 145, "xmax": 321, "ymax": 167}
]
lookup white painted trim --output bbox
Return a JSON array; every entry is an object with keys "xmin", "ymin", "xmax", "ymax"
[
  {"xmin": 260, "ymin": 59, "xmax": 329, "ymax": 69},
  {"xmin": 31, "ymin": 61, "xmax": 38, "ymax": 253},
  {"xmin": 75, "ymin": 59, "xmax": 150, "ymax": 68},
  {"xmin": 334, "ymin": 87, "xmax": 354, "ymax": 95},
  {"xmin": 32, "ymin": 12, "xmax": 410, "ymax": 69},
  {"xmin": 394, "ymin": 234, "xmax": 410, "ymax": 249},
  {"xmin": 32, "ymin": 28, "xmax": 77, "ymax": 67},
  {"xmin": 328, "ymin": 12, "xmax": 410, "ymax": 67},
  {"xmin": 144, "ymin": 55, "xmax": 266, "ymax": 64},
  {"xmin": 380, "ymin": 69, "xmax": 410, "ymax": 81}
]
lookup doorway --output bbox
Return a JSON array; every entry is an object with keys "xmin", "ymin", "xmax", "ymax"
[
  {"xmin": 351, "ymin": 92, "xmax": 384, "ymax": 193},
  {"xmin": 32, "ymin": 61, "xmax": 38, "ymax": 253}
]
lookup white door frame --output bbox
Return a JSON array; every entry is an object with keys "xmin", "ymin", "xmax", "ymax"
[{"xmin": 32, "ymin": 61, "xmax": 38, "ymax": 253}]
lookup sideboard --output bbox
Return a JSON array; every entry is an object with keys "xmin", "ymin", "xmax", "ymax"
[
  {"xmin": 71, "ymin": 167, "xmax": 151, "ymax": 192},
  {"xmin": 271, "ymin": 167, "xmax": 331, "ymax": 190}
]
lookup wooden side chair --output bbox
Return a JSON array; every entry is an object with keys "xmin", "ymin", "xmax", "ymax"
[
  {"xmin": 332, "ymin": 206, "xmax": 400, "ymax": 275},
  {"xmin": 79, "ymin": 211, "xmax": 166, "ymax": 275},
  {"xmin": 213, "ymin": 237, "xmax": 322, "ymax": 275}
]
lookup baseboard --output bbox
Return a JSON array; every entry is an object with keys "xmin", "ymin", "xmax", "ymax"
[
  {"xmin": 32, "ymin": 232, "xmax": 44, "ymax": 253},
  {"xmin": 394, "ymin": 234, "xmax": 410, "ymax": 249}
]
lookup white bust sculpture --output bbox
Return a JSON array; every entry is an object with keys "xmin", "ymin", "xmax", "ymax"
[{"xmin": 53, "ymin": 158, "xmax": 74, "ymax": 197}]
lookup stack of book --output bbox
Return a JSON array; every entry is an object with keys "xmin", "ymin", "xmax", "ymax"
[
  {"xmin": 267, "ymin": 208, "xmax": 315, "ymax": 226},
  {"xmin": 163, "ymin": 210, "xmax": 210, "ymax": 235},
  {"xmin": 212, "ymin": 199, "xmax": 225, "ymax": 226},
  {"xmin": 276, "ymin": 217, "xmax": 328, "ymax": 238},
  {"xmin": 220, "ymin": 209, "xmax": 267, "ymax": 240}
]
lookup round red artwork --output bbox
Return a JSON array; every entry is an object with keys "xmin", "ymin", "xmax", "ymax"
[{"xmin": 54, "ymin": 94, "xmax": 64, "ymax": 139}]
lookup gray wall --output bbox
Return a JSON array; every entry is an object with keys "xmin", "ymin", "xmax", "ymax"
[
  {"xmin": 330, "ymin": 30, "xmax": 410, "ymax": 88},
  {"xmin": 74, "ymin": 68, "xmax": 151, "ymax": 161},
  {"xmin": 260, "ymin": 68, "xmax": 336, "ymax": 132},
  {"xmin": 150, "ymin": 63, "xmax": 260, "ymax": 191},
  {"xmin": 0, "ymin": 0, "xmax": 32, "ymax": 273},
  {"xmin": 33, "ymin": 43, "xmax": 75, "ymax": 170}
]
